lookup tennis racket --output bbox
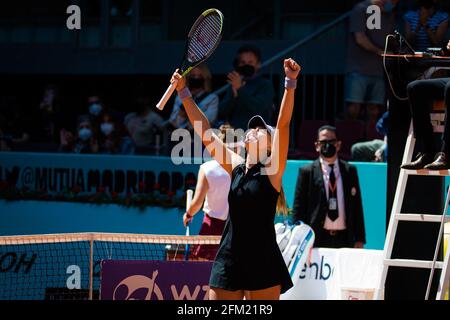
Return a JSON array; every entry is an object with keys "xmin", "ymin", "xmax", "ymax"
[
  {"xmin": 184, "ymin": 189, "xmax": 194, "ymax": 261},
  {"xmin": 156, "ymin": 8, "xmax": 224, "ymax": 110}
]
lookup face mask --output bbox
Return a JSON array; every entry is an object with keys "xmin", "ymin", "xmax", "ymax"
[
  {"xmin": 101, "ymin": 123, "xmax": 114, "ymax": 136},
  {"xmin": 236, "ymin": 64, "xmax": 256, "ymax": 78},
  {"xmin": 78, "ymin": 128, "xmax": 92, "ymax": 141},
  {"xmin": 189, "ymin": 78, "xmax": 205, "ymax": 89},
  {"xmin": 320, "ymin": 143, "xmax": 337, "ymax": 159},
  {"xmin": 383, "ymin": 0, "xmax": 395, "ymax": 12},
  {"xmin": 89, "ymin": 103, "xmax": 102, "ymax": 116}
]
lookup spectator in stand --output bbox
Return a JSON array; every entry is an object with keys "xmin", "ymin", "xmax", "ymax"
[
  {"xmin": 87, "ymin": 95, "xmax": 106, "ymax": 124},
  {"xmin": 404, "ymin": 0, "xmax": 448, "ymax": 52},
  {"xmin": 345, "ymin": 0, "xmax": 397, "ymax": 133},
  {"xmin": 218, "ymin": 44, "xmax": 275, "ymax": 131},
  {"xmin": 59, "ymin": 115, "xmax": 99, "ymax": 154},
  {"xmin": 168, "ymin": 64, "xmax": 218, "ymax": 131},
  {"xmin": 351, "ymin": 111, "xmax": 388, "ymax": 162},
  {"xmin": 124, "ymin": 92, "xmax": 166, "ymax": 150},
  {"xmin": 98, "ymin": 111, "xmax": 135, "ymax": 155},
  {"xmin": 29, "ymin": 84, "xmax": 74, "ymax": 144}
]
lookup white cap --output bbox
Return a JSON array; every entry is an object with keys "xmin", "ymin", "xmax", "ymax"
[{"xmin": 247, "ymin": 115, "xmax": 275, "ymax": 137}]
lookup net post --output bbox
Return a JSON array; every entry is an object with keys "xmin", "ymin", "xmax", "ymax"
[{"xmin": 89, "ymin": 234, "xmax": 94, "ymax": 300}]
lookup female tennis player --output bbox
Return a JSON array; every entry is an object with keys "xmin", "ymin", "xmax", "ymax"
[
  {"xmin": 183, "ymin": 124, "xmax": 241, "ymax": 261},
  {"xmin": 170, "ymin": 58, "xmax": 300, "ymax": 300}
]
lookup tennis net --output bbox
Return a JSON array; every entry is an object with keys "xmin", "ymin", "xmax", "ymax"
[{"xmin": 0, "ymin": 233, "xmax": 221, "ymax": 300}]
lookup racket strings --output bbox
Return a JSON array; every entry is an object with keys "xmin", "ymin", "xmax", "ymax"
[{"xmin": 187, "ymin": 14, "xmax": 222, "ymax": 62}]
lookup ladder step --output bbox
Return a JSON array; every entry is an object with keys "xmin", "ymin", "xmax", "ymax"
[
  {"xmin": 385, "ymin": 259, "xmax": 443, "ymax": 269},
  {"xmin": 403, "ymin": 169, "xmax": 450, "ymax": 176},
  {"xmin": 395, "ymin": 214, "xmax": 450, "ymax": 223}
]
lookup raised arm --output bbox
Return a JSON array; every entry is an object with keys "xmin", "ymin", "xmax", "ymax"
[
  {"xmin": 171, "ymin": 70, "xmax": 243, "ymax": 175},
  {"xmin": 267, "ymin": 58, "xmax": 301, "ymax": 190}
]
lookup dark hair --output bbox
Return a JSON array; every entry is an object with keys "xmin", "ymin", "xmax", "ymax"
[
  {"xmin": 236, "ymin": 44, "xmax": 262, "ymax": 62},
  {"xmin": 317, "ymin": 125, "xmax": 338, "ymax": 140}
]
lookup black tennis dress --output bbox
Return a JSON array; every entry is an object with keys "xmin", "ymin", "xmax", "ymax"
[{"xmin": 209, "ymin": 162, "xmax": 293, "ymax": 294}]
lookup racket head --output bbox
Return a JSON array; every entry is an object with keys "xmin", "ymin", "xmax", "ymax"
[{"xmin": 179, "ymin": 8, "xmax": 224, "ymax": 76}]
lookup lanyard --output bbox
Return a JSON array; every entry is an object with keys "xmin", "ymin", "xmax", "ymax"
[
  {"xmin": 320, "ymin": 162, "xmax": 339, "ymax": 195},
  {"xmin": 328, "ymin": 179, "xmax": 337, "ymax": 194}
]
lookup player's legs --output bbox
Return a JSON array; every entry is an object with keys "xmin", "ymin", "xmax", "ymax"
[
  {"xmin": 209, "ymin": 287, "xmax": 244, "ymax": 300},
  {"xmin": 244, "ymin": 285, "xmax": 281, "ymax": 300}
]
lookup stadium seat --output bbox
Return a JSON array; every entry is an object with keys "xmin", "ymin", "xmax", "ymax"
[
  {"xmin": 365, "ymin": 122, "xmax": 384, "ymax": 141},
  {"xmin": 335, "ymin": 120, "xmax": 365, "ymax": 160},
  {"xmin": 290, "ymin": 120, "xmax": 327, "ymax": 159}
]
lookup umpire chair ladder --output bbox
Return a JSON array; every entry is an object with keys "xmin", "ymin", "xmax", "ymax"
[{"xmin": 376, "ymin": 114, "xmax": 450, "ymax": 300}]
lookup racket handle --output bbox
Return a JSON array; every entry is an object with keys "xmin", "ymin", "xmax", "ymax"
[
  {"xmin": 156, "ymin": 82, "xmax": 177, "ymax": 110},
  {"xmin": 186, "ymin": 189, "xmax": 193, "ymax": 209},
  {"xmin": 184, "ymin": 190, "xmax": 193, "ymax": 261}
]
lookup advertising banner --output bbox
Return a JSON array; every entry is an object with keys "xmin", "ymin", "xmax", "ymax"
[
  {"xmin": 100, "ymin": 249, "xmax": 383, "ymax": 300},
  {"xmin": 101, "ymin": 260, "xmax": 213, "ymax": 300},
  {"xmin": 281, "ymin": 248, "xmax": 383, "ymax": 300}
]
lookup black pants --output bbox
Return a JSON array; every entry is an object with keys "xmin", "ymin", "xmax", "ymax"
[
  {"xmin": 407, "ymin": 78, "xmax": 450, "ymax": 153},
  {"xmin": 314, "ymin": 229, "xmax": 352, "ymax": 249}
]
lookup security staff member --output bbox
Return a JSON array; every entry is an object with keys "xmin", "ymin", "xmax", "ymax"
[{"xmin": 292, "ymin": 125, "xmax": 366, "ymax": 248}]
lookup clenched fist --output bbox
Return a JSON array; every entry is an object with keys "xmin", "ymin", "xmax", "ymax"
[
  {"xmin": 284, "ymin": 58, "xmax": 301, "ymax": 80},
  {"xmin": 170, "ymin": 69, "xmax": 186, "ymax": 92}
]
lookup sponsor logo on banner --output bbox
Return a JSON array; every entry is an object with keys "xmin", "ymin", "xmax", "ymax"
[
  {"xmin": 101, "ymin": 260, "xmax": 213, "ymax": 300},
  {"xmin": 0, "ymin": 165, "xmax": 196, "ymax": 194},
  {"xmin": 0, "ymin": 153, "xmax": 199, "ymax": 197},
  {"xmin": 282, "ymin": 248, "xmax": 383, "ymax": 300},
  {"xmin": 0, "ymin": 251, "xmax": 37, "ymax": 274},
  {"xmin": 113, "ymin": 272, "xmax": 164, "ymax": 300},
  {"xmin": 299, "ymin": 255, "xmax": 333, "ymax": 281}
]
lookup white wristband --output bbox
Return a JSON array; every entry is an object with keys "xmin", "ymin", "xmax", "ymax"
[
  {"xmin": 178, "ymin": 87, "xmax": 192, "ymax": 100},
  {"xmin": 285, "ymin": 77, "xmax": 297, "ymax": 89}
]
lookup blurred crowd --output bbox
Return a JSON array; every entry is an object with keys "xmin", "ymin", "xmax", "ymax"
[
  {"xmin": 0, "ymin": 44, "xmax": 275, "ymax": 158},
  {"xmin": 0, "ymin": 0, "xmax": 448, "ymax": 162}
]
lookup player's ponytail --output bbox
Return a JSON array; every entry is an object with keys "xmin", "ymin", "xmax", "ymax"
[{"xmin": 276, "ymin": 186, "xmax": 288, "ymax": 216}]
